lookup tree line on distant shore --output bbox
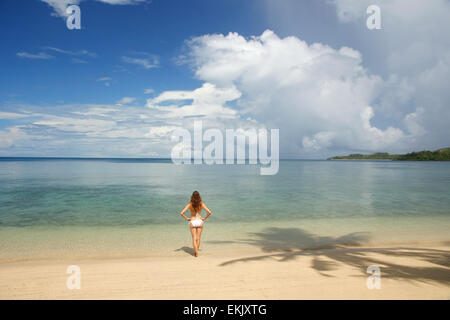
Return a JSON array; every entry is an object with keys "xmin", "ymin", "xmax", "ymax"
[{"xmin": 328, "ymin": 147, "xmax": 450, "ymax": 161}]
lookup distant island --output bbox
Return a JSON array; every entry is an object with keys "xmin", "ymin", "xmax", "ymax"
[{"xmin": 328, "ymin": 147, "xmax": 450, "ymax": 161}]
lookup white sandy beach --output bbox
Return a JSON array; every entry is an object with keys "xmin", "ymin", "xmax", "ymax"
[{"xmin": 1, "ymin": 243, "xmax": 449, "ymax": 300}]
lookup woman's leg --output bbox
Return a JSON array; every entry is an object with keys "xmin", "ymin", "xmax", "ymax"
[
  {"xmin": 196, "ymin": 226, "xmax": 203, "ymax": 250},
  {"xmin": 190, "ymin": 224, "xmax": 198, "ymax": 256}
]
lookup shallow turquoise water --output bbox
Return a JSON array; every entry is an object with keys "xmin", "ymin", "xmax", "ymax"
[
  {"xmin": 1, "ymin": 159, "xmax": 449, "ymax": 226},
  {"xmin": 0, "ymin": 159, "xmax": 449, "ymax": 260}
]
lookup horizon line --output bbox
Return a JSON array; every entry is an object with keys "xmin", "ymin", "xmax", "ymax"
[{"xmin": 0, "ymin": 156, "xmax": 325, "ymax": 161}]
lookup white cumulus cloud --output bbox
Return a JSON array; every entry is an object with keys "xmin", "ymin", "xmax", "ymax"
[
  {"xmin": 329, "ymin": 0, "xmax": 450, "ymax": 151},
  {"xmin": 181, "ymin": 29, "xmax": 408, "ymax": 157},
  {"xmin": 147, "ymin": 82, "xmax": 240, "ymax": 120}
]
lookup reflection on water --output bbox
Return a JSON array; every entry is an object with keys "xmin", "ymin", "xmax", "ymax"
[{"xmin": 0, "ymin": 159, "xmax": 449, "ymax": 227}]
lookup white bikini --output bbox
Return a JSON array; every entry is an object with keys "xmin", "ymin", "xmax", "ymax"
[{"xmin": 189, "ymin": 213, "xmax": 204, "ymax": 227}]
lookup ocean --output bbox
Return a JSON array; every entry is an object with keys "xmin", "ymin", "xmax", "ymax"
[{"xmin": 0, "ymin": 158, "xmax": 449, "ymax": 261}]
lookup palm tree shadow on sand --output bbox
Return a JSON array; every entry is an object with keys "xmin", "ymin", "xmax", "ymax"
[{"xmin": 208, "ymin": 227, "xmax": 450, "ymax": 285}]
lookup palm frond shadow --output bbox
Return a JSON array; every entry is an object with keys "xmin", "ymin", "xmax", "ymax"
[{"xmin": 210, "ymin": 227, "xmax": 450, "ymax": 285}]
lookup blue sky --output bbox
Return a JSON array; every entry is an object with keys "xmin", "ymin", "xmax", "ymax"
[
  {"xmin": 1, "ymin": 0, "xmax": 347, "ymax": 105},
  {"xmin": 1, "ymin": 0, "xmax": 449, "ymax": 158}
]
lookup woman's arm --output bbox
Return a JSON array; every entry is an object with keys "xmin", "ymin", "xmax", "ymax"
[
  {"xmin": 180, "ymin": 204, "xmax": 191, "ymax": 221},
  {"xmin": 202, "ymin": 203, "xmax": 211, "ymax": 221}
]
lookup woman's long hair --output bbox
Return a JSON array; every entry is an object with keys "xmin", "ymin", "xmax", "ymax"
[{"xmin": 190, "ymin": 191, "xmax": 202, "ymax": 213}]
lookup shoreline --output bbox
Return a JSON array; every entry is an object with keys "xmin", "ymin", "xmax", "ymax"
[
  {"xmin": 1, "ymin": 242, "xmax": 448, "ymax": 299},
  {"xmin": 1, "ymin": 216, "xmax": 450, "ymax": 263}
]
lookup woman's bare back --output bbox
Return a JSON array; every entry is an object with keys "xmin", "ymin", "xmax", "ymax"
[{"xmin": 179, "ymin": 192, "xmax": 211, "ymax": 257}]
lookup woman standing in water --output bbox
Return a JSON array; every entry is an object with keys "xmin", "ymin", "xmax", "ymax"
[{"xmin": 180, "ymin": 191, "xmax": 211, "ymax": 257}]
